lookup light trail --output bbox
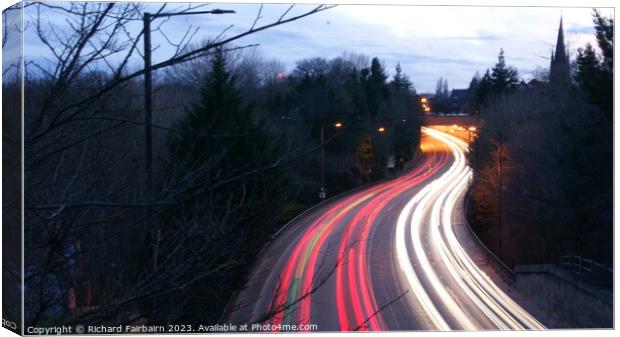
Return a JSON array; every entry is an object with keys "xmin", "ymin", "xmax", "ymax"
[
  {"xmin": 235, "ymin": 126, "xmax": 545, "ymax": 332},
  {"xmin": 269, "ymin": 136, "xmax": 448, "ymax": 330},
  {"xmin": 394, "ymin": 127, "xmax": 545, "ymax": 330}
]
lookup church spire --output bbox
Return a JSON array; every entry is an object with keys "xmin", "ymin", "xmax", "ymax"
[
  {"xmin": 550, "ymin": 16, "xmax": 570, "ymax": 87},
  {"xmin": 554, "ymin": 17, "xmax": 567, "ymax": 64}
]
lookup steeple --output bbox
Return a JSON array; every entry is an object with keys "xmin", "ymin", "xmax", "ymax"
[
  {"xmin": 554, "ymin": 17, "xmax": 567, "ymax": 64},
  {"xmin": 550, "ymin": 17, "xmax": 570, "ymax": 86}
]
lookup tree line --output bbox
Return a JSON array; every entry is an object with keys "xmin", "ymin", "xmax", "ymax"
[
  {"xmin": 10, "ymin": 2, "xmax": 423, "ymax": 328},
  {"xmin": 466, "ymin": 11, "xmax": 613, "ymax": 286}
]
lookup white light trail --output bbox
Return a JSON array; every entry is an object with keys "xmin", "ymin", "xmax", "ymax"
[{"xmin": 394, "ymin": 126, "xmax": 545, "ymax": 330}]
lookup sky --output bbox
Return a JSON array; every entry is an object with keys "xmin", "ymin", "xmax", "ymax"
[
  {"xmin": 137, "ymin": 2, "xmax": 614, "ymax": 92},
  {"xmin": 11, "ymin": 1, "xmax": 615, "ymax": 93}
]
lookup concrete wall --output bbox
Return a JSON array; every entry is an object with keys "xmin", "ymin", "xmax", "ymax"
[{"xmin": 513, "ymin": 264, "xmax": 613, "ymax": 328}]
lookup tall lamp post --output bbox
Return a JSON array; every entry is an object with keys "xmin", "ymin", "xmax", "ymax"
[
  {"xmin": 143, "ymin": 8, "xmax": 236, "ymax": 194},
  {"xmin": 363, "ymin": 126, "xmax": 387, "ymax": 180},
  {"xmin": 319, "ymin": 122, "xmax": 343, "ymax": 199}
]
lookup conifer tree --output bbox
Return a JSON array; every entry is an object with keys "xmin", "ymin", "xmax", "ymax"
[
  {"xmin": 467, "ymin": 72, "xmax": 481, "ymax": 113},
  {"xmin": 576, "ymin": 10, "xmax": 613, "ymax": 117},
  {"xmin": 391, "ymin": 62, "xmax": 413, "ymax": 93},
  {"xmin": 170, "ymin": 48, "xmax": 268, "ymax": 172},
  {"xmin": 476, "ymin": 69, "xmax": 493, "ymax": 106},
  {"xmin": 168, "ymin": 48, "xmax": 276, "ymax": 242},
  {"xmin": 490, "ymin": 49, "xmax": 519, "ymax": 94},
  {"xmin": 365, "ymin": 57, "xmax": 389, "ymax": 118}
]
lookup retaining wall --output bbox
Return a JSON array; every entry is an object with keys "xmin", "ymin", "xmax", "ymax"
[{"xmin": 513, "ymin": 264, "xmax": 613, "ymax": 328}]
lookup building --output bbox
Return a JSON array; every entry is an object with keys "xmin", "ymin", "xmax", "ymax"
[
  {"xmin": 549, "ymin": 17, "xmax": 570, "ymax": 86},
  {"xmin": 449, "ymin": 89, "xmax": 470, "ymax": 114}
]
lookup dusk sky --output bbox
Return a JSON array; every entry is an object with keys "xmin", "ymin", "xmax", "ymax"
[
  {"xmin": 13, "ymin": 1, "xmax": 615, "ymax": 93},
  {"xmin": 146, "ymin": 2, "xmax": 613, "ymax": 92}
]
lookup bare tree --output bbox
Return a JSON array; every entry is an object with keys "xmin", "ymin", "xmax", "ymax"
[{"xmin": 22, "ymin": 1, "xmax": 334, "ymax": 326}]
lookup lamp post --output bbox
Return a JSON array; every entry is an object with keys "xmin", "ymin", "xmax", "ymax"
[
  {"xmin": 364, "ymin": 126, "xmax": 387, "ymax": 177},
  {"xmin": 467, "ymin": 126, "xmax": 477, "ymax": 144},
  {"xmin": 319, "ymin": 122, "xmax": 343, "ymax": 199},
  {"xmin": 142, "ymin": 8, "xmax": 235, "ymax": 194},
  {"xmin": 420, "ymin": 96, "xmax": 431, "ymax": 113}
]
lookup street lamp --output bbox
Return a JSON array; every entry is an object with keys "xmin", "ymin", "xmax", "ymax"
[
  {"xmin": 377, "ymin": 127, "xmax": 385, "ymax": 133},
  {"xmin": 420, "ymin": 96, "xmax": 431, "ymax": 113},
  {"xmin": 319, "ymin": 122, "xmax": 343, "ymax": 199},
  {"xmin": 143, "ymin": 8, "xmax": 236, "ymax": 194},
  {"xmin": 467, "ymin": 126, "xmax": 477, "ymax": 143}
]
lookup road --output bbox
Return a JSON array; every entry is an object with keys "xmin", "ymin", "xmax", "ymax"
[{"xmin": 227, "ymin": 127, "xmax": 545, "ymax": 331}]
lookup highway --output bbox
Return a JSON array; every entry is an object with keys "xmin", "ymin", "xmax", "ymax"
[{"xmin": 228, "ymin": 126, "xmax": 545, "ymax": 331}]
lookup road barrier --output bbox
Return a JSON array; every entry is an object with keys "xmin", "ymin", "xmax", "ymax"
[{"xmin": 560, "ymin": 255, "xmax": 613, "ymax": 275}]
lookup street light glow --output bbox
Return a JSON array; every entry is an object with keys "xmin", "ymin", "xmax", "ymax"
[
  {"xmin": 334, "ymin": 122, "xmax": 343, "ymax": 128},
  {"xmin": 378, "ymin": 127, "xmax": 385, "ymax": 133}
]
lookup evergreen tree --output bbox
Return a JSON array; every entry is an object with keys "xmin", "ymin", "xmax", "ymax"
[
  {"xmin": 391, "ymin": 62, "xmax": 414, "ymax": 93},
  {"xmin": 365, "ymin": 57, "xmax": 389, "ymax": 118},
  {"xmin": 170, "ymin": 48, "xmax": 267, "ymax": 171},
  {"xmin": 468, "ymin": 72, "xmax": 480, "ymax": 95},
  {"xmin": 369, "ymin": 57, "xmax": 388, "ymax": 85},
  {"xmin": 576, "ymin": 10, "xmax": 613, "ymax": 117},
  {"xmin": 475, "ymin": 69, "xmax": 493, "ymax": 107},
  {"xmin": 490, "ymin": 49, "xmax": 519, "ymax": 94},
  {"xmin": 467, "ymin": 72, "xmax": 481, "ymax": 113},
  {"xmin": 389, "ymin": 63, "xmax": 420, "ymax": 163},
  {"xmin": 576, "ymin": 44, "xmax": 600, "ymax": 95},
  {"xmin": 593, "ymin": 9, "xmax": 613, "ymax": 70},
  {"xmin": 168, "ymin": 48, "xmax": 277, "ymax": 248}
]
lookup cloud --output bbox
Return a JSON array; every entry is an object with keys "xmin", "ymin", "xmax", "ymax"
[
  {"xmin": 441, "ymin": 35, "xmax": 501, "ymax": 41},
  {"xmin": 566, "ymin": 24, "xmax": 594, "ymax": 35},
  {"xmin": 21, "ymin": 3, "xmax": 613, "ymax": 92}
]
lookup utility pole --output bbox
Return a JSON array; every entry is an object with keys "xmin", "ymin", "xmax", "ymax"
[
  {"xmin": 318, "ymin": 122, "xmax": 342, "ymax": 199},
  {"xmin": 143, "ymin": 12, "xmax": 153, "ymax": 195},
  {"xmin": 142, "ymin": 9, "xmax": 236, "ymax": 196},
  {"xmin": 142, "ymin": 9, "xmax": 235, "ymax": 270}
]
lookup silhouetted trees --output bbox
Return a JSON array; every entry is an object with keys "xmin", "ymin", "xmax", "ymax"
[
  {"xmin": 468, "ymin": 11, "xmax": 612, "ymax": 280},
  {"xmin": 431, "ymin": 77, "xmax": 450, "ymax": 114},
  {"xmin": 470, "ymin": 50, "xmax": 519, "ymax": 109},
  {"xmin": 490, "ymin": 49, "xmax": 520, "ymax": 93},
  {"xmin": 575, "ymin": 10, "xmax": 613, "ymax": 119},
  {"xmin": 19, "ymin": 1, "xmax": 340, "ymax": 328},
  {"xmin": 19, "ymin": 0, "xmax": 424, "ymax": 327}
]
